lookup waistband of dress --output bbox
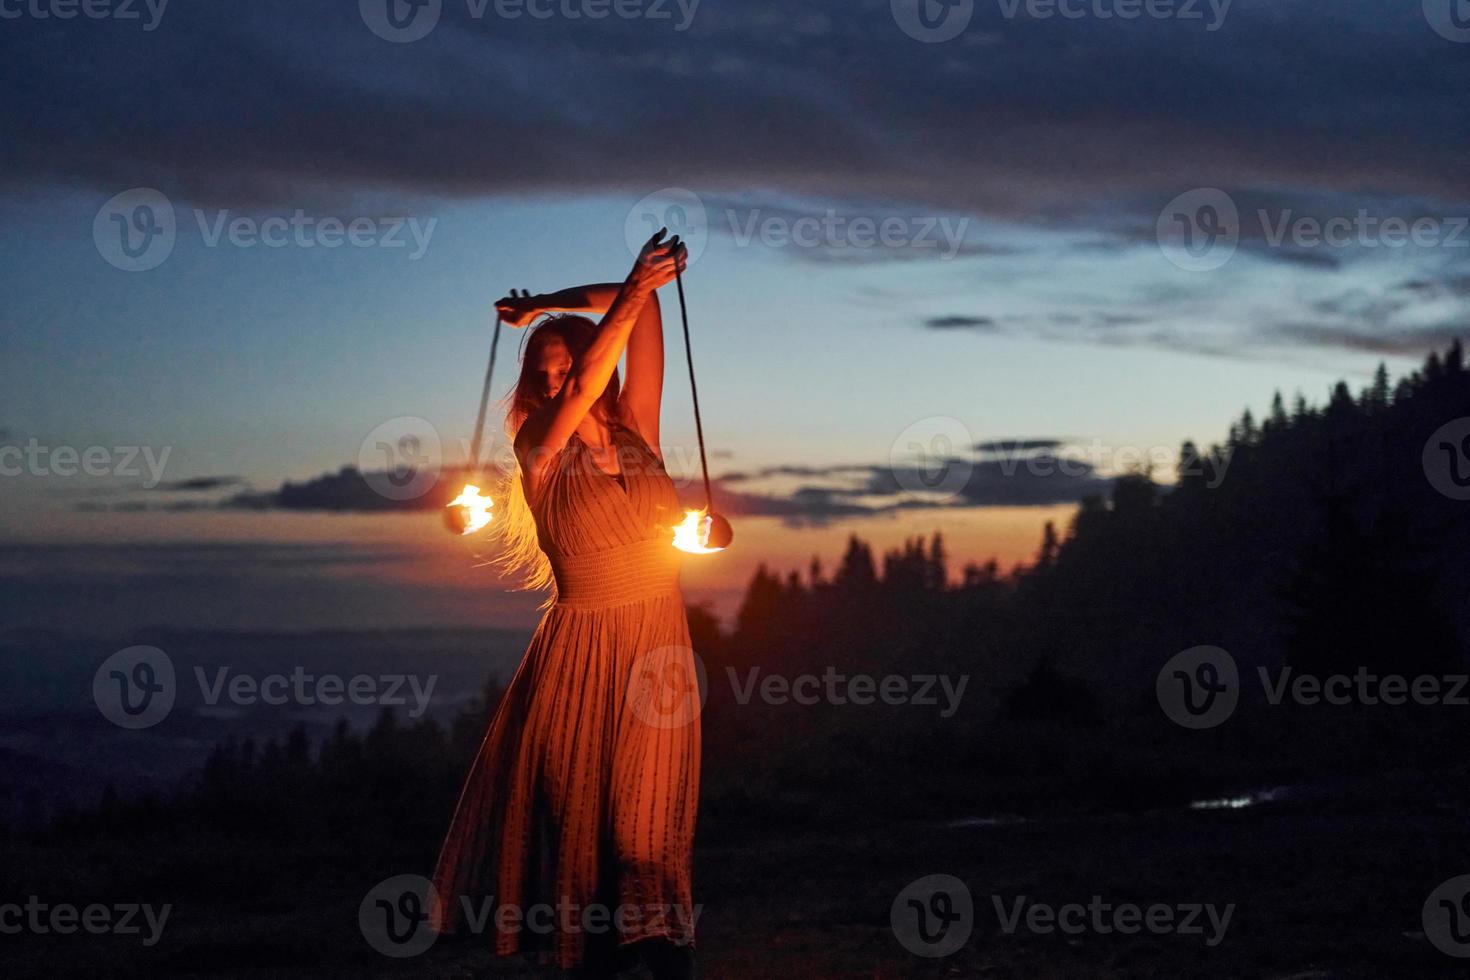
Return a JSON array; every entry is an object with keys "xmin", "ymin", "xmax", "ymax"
[{"xmin": 550, "ymin": 536, "xmax": 683, "ymax": 609}]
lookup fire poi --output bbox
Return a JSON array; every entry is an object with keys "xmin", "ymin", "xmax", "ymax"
[
  {"xmin": 669, "ymin": 262, "xmax": 733, "ymax": 553},
  {"xmin": 443, "ymin": 314, "xmax": 504, "ymax": 536}
]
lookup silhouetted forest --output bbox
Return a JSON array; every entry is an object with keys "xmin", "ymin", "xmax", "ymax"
[{"xmin": 32, "ymin": 340, "xmax": 1469, "ymax": 854}]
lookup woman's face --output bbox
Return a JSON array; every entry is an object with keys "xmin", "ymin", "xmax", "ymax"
[{"xmin": 532, "ymin": 337, "xmax": 573, "ymax": 400}]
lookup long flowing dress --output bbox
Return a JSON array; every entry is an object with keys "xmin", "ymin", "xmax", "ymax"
[{"xmin": 429, "ymin": 418, "xmax": 701, "ymax": 970}]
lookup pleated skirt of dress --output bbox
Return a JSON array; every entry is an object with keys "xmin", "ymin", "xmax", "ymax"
[{"xmin": 428, "ymin": 536, "xmax": 702, "ymax": 970}]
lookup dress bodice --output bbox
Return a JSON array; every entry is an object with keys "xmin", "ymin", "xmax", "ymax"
[{"xmin": 531, "ymin": 420, "xmax": 685, "ymax": 559}]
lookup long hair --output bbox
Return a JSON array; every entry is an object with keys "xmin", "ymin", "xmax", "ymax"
[{"xmin": 489, "ymin": 314, "xmax": 621, "ymax": 610}]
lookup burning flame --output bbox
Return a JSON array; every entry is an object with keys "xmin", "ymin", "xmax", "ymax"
[
  {"xmin": 447, "ymin": 483, "xmax": 494, "ymax": 535},
  {"xmin": 671, "ymin": 508, "xmax": 722, "ymax": 554}
]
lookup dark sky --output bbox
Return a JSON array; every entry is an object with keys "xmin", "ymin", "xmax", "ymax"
[{"xmin": 1, "ymin": 0, "xmax": 1467, "ymax": 629}]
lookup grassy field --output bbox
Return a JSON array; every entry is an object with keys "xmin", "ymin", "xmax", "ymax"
[{"xmin": 4, "ymin": 767, "xmax": 1465, "ymax": 979}]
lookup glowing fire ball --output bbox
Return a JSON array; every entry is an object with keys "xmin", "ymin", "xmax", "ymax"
[
  {"xmin": 444, "ymin": 484, "xmax": 494, "ymax": 536},
  {"xmin": 671, "ymin": 508, "xmax": 733, "ymax": 553}
]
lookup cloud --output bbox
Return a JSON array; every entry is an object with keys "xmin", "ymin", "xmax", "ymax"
[
  {"xmin": 701, "ymin": 441, "xmax": 1120, "ymax": 526},
  {"xmin": 2, "ymin": 1, "xmax": 1464, "ymax": 219},
  {"xmin": 1269, "ymin": 322, "xmax": 1469, "ymax": 357},
  {"xmin": 151, "ymin": 476, "xmax": 245, "ymax": 492},
  {"xmin": 8, "ymin": 0, "xmax": 1463, "ymax": 374},
  {"xmin": 974, "ymin": 439, "xmax": 1065, "ymax": 454},
  {"xmin": 147, "ymin": 434, "xmax": 1126, "ymax": 529},
  {"xmin": 227, "ymin": 466, "xmax": 477, "ymax": 513},
  {"xmin": 924, "ymin": 315, "xmax": 997, "ymax": 330}
]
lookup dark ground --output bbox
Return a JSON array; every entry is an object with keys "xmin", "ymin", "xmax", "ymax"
[{"xmin": 4, "ymin": 766, "xmax": 1465, "ymax": 979}]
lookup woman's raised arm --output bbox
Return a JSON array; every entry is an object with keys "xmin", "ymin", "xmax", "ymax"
[
  {"xmin": 517, "ymin": 283, "xmax": 624, "ymax": 316},
  {"xmin": 514, "ymin": 230, "xmax": 685, "ymax": 496}
]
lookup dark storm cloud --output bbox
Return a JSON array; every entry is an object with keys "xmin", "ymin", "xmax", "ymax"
[
  {"xmin": 719, "ymin": 463, "xmax": 875, "ymax": 483},
  {"xmin": 151, "ymin": 476, "xmax": 246, "ymax": 492},
  {"xmin": 974, "ymin": 439, "xmax": 1065, "ymax": 454},
  {"xmin": 2, "ymin": 1, "xmax": 1465, "ymax": 214},
  {"xmin": 924, "ymin": 315, "xmax": 997, "ymax": 330}
]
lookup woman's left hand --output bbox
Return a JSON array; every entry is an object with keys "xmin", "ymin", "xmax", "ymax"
[{"xmin": 495, "ymin": 288, "xmax": 543, "ymax": 328}]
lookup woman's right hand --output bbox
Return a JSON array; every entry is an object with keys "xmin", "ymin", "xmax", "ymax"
[
  {"xmin": 629, "ymin": 228, "xmax": 688, "ymax": 291},
  {"xmin": 495, "ymin": 288, "xmax": 543, "ymax": 328}
]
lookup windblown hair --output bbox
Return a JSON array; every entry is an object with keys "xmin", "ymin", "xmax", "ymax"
[{"xmin": 489, "ymin": 314, "xmax": 621, "ymax": 610}]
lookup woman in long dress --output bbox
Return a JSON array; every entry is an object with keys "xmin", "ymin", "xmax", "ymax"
[{"xmin": 430, "ymin": 229, "xmax": 700, "ymax": 979}]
